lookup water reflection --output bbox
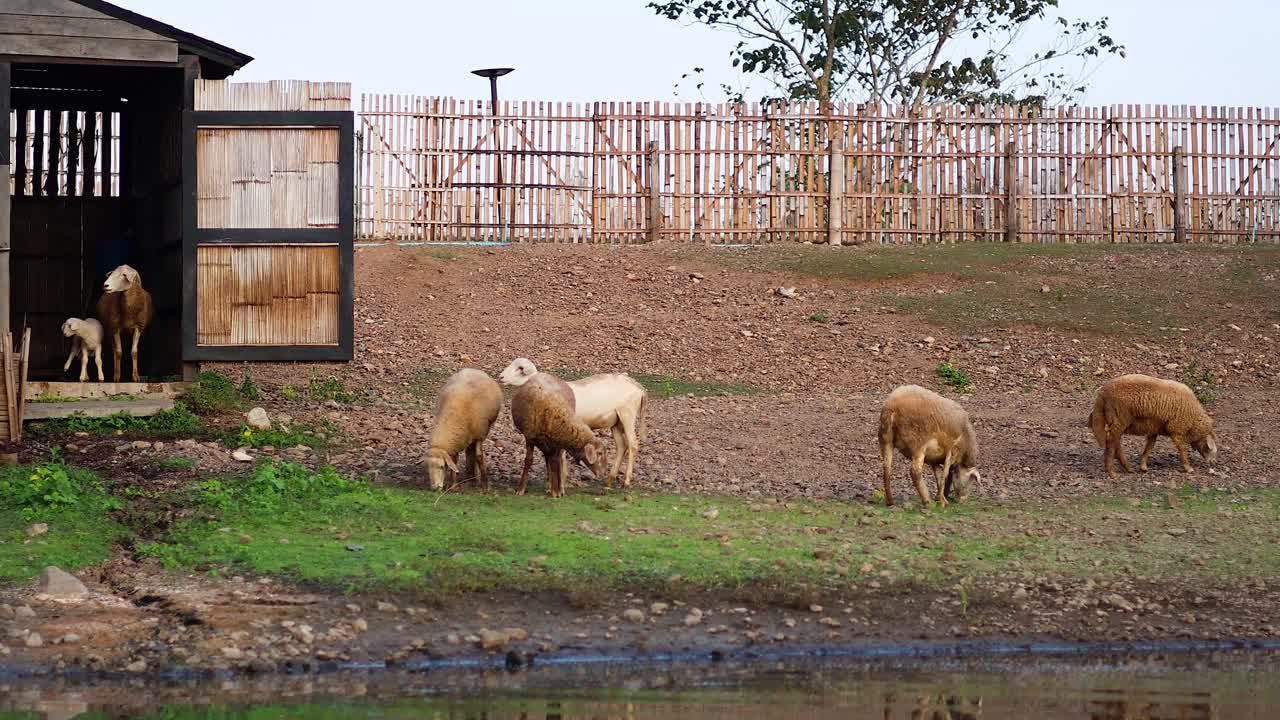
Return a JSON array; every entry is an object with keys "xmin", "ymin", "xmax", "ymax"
[{"xmin": 0, "ymin": 651, "xmax": 1275, "ymax": 719}]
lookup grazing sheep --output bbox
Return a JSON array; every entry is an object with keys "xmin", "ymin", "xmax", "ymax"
[
  {"xmin": 61, "ymin": 318, "xmax": 105, "ymax": 382},
  {"xmin": 878, "ymin": 385, "xmax": 981, "ymax": 508},
  {"xmin": 425, "ymin": 368, "xmax": 504, "ymax": 491},
  {"xmin": 95, "ymin": 264, "xmax": 154, "ymax": 382},
  {"xmin": 499, "ymin": 358, "xmax": 648, "ymax": 488},
  {"xmin": 510, "ymin": 372, "xmax": 607, "ymax": 498},
  {"xmin": 1088, "ymin": 373, "xmax": 1217, "ymax": 478}
]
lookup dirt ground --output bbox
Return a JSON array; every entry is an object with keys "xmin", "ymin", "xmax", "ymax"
[{"xmin": 2, "ymin": 242, "xmax": 1279, "ymax": 677}]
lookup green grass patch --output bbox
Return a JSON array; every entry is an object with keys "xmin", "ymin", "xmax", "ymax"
[
  {"xmin": 182, "ymin": 371, "xmax": 254, "ymax": 415},
  {"xmin": 0, "ymin": 461, "xmax": 127, "ymax": 582},
  {"xmin": 29, "ymin": 403, "xmax": 205, "ymax": 438},
  {"xmin": 306, "ymin": 375, "xmax": 358, "ymax": 404},
  {"xmin": 156, "ymin": 457, "xmax": 195, "ymax": 471},
  {"xmin": 936, "ymin": 361, "xmax": 973, "ymax": 393},
  {"xmin": 143, "ymin": 463, "xmax": 1280, "ymax": 599},
  {"xmin": 1181, "ymin": 362, "xmax": 1219, "ymax": 405},
  {"xmin": 221, "ymin": 419, "xmax": 337, "ymax": 450},
  {"xmin": 807, "ymin": 312, "xmax": 830, "ymax": 324}
]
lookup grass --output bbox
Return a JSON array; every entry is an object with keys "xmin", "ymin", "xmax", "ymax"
[
  {"xmin": 183, "ymin": 371, "xmax": 252, "ymax": 415},
  {"xmin": 28, "ymin": 403, "xmax": 205, "ymax": 438},
  {"xmin": 1181, "ymin": 362, "xmax": 1219, "ymax": 405},
  {"xmin": 936, "ymin": 362, "xmax": 973, "ymax": 393},
  {"xmin": 156, "ymin": 457, "xmax": 195, "ymax": 471},
  {"xmin": 221, "ymin": 419, "xmax": 338, "ymax": 450},
  {"xmin": 0, "ymin": 461, "xmax": 128, "ymax": 582},
  {"xmin": 306, "ymin": 375, "xmax": 359, "ymax": 404},
  {"xmin": 140, "ymin": 462, "xmax": 1280, "ymax": 600},
  {"xmin": 807, "ymin": 312, "xmax": 830, "ymax": 324}
]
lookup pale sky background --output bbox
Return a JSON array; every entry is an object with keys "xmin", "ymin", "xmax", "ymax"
[{"xmin": 112, "ymin": 0, "xmax": 1278, "ymax": 107}]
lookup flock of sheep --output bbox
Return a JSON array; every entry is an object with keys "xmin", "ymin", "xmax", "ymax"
[
  {"xmin": 425, "ymin": 360, "xmax": 1220, "ymax": 506},
  {"xmin": 60, "ymin": 264, "xmax": 155, "ymax": 384}
]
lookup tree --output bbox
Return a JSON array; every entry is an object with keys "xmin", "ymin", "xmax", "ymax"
[{"xmin": 650, "ymin": 0, "xmax": 1124, "ymax": 113}]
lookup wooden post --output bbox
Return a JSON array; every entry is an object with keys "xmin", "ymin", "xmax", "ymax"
[
  {"xmin": 1172, "ymin": 144, "xmax": 1187, "ymax": 243},
  {"xmin": 645, "ymin": 141, "xmax": 661, "ymax": 243},
  {"xmin": 1003, "ymin": 140, "xmax": 1018, "ymax": 243},
  {"xmin": 828, "ymin": 123, "xmax": 844, "ymax": 246},
  {"xmin": 0, "ymin": 62, "xmax": 11, "ymax": 340}
]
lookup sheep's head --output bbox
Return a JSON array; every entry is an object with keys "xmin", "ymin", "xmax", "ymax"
[
  {"xmin": 945, "ymin": 466, "xmax": 981, "ymax": 502},
  {"xmin": 498, "ymin": 358, "xmax": 538, "ymax": 387},
  {"xmin": 425, "ymin": 448, "xmax": 458, "ymax": 490},
  {"xmin": 104, "ymin": 264, "xmax": 140, "ymax": 293},
  {"xmin": 61, "ymin": 319, "xmax": 82, "ymax": 337},
  {"xmin": 570, "ymin": 440, "xmax": 608, "ymax": 479},
  {"xmin": 1193, "ymin": 432, "xmax": 1218, "ymax": 463}
]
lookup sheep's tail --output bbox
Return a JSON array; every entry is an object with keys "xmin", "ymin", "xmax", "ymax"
[
  {"xmin": 1087, "ymin": 400, "xmax": 1107, "ymax": 447},
  {"xmin": 636, "ymin": 391, "xmax": 649, "ymax": 442}
]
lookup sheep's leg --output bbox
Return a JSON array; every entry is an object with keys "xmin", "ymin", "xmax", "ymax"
[
  {"xmin": 111, "ymin": 332, "xmax": 122, "ymax": 383},
  {"xmin": 93, "ymin": 348, "xmax": 105, "ymax": 382},
  {"xmin": 606, "ymin": 424, "xmax": 624, "ymax": 488},
  {"xmin": 473, "ymin": 442, "xmax": 489, "ymax": 492},
  {"xmin": 910, "ymin": 451, "xmax": 931, "ymax": 509},
  {"xmin": 1171, "ymin": 435, "xmax": 1195, "ymax": 474},
  {"xmin": 936, "ymin": 457, "xmax": 952, "ymax": 508},
  {"xmin": 880, "ymin": 442, "xmax": 895, "ymax": 508},
  {"xmin": 1103, "ymin": 431, "xmax": 1122, "ymax": 478},
  {"xmin": 620, "ymin": 413, "xmax": 639, "ymax": 489},
  {"xmin": 1113, "ymin": 434, "xmax": 1134, "ymax": 474},
  {"xmin": 130, "ymin": 328, "xmax": 142, "ymax": 382},
  {"xmin": 464, "ymin": 443, "xmax": 479, "ymax": 487},
  {"xmin": 1139, "ymin": 435, "xmax": 1158, "ymax": 472},
  {"xmin": 64, "ymin": 339, "xmax": 80, "ymax": 373},
  {"xmin": 516, "ymin": 443, "xmax": 535, "ymax": 496},
  {"xmin": 78, "ymin": 347, "xmax": 90, "ymax": 383},
  {"xmin": 545, "ymin": 450, "xmax": 564, "ymax": 499}
]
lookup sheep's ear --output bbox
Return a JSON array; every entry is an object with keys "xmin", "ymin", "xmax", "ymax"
[
  {"xmin": 443, "ymin": 454, "xmax": 458, "ymax": 472},
  {"xmin": 970, "ymin": 470, "xmax": 981, "ymax": 486},
  {"xmin": 583, "ymin": 443, "xmax": 599, "ymax": 464}
]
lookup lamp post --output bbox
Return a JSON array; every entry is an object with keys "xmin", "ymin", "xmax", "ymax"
[{"xmin": 472, "ymin": 67, "xmax": 514, "ymax": 241}]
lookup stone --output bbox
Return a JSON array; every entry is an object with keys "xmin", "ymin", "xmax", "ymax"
[
  {"xmin": 649, "ymin": 602, "xmax": 669, "ymax": 616},
  {"xmin": 14, "ymin": 605, "xmax": 35, "ymax": 618},
  {"xmin": 126, "ymin": 659, "xmax": 147, "ymax": 673},
  {"xmin": 246, "ymin": 407, "xmax": 272, "ymax": 431},
  {"xmin": 26, "ymin": 523, "xmax": 48, "ymax": 538},
  {"xmin": 622, "ymin": 609, "xmax": 646, "ymax": 624},
  {"xmin": 352, "ymin": 619, "xmax": 368, "ymax": 632},
  {"xmin": 479, "ymin": 629, "xmax": 508, "ymax": 650},
  {"xmin": 222, "ymin": 646, "xmax": 244, "ymax": 660},
  {"xmin": 808, "ymin": 604, "xmax": 824, "ymax": 614},
  {"xmin": 376, "ymin": 601, "xmax": 398, "ymax": 613},
  {"xmin": 131, "ymin": 440, "xmax": 153, "ymax": 451},
  {"xmin": 38, "ymin": 567, "xmax": 88, "ymax": 597},
  {"xmin": 24, "ymin": 632, "xmax": 43, "ymax": 648},
  {"xmin": 231, "ymin": 448, "xmax": 254, "ymax": 462},
  {"xmin": 775, "ymin": 287, "xmax": 798, "ymax": 299},
  {"xmin": 683, "ymin": 609, "xmax": 704, "ymax": 627},
  {"xmin": 503, "ymin": 627, "xmax": 529, "ymax": 642}
]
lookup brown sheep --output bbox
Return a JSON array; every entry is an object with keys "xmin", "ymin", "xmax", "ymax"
[
  {"xmin": 878, "ymin": 385, "xmax": 981, "ymax": 508},
  {"xmin": 1088, "ymin": 373, "xmax": 1217, "ymax": 478},
  {"xmin": 510, "ymin": 372, "xmax": 607, "ymax": 498},
  {"xmin": 425, "ymin": 368, "xmax": 504, "ymax": 491},
  {"xmin": 95, "ymin": 264, "xmax": 154, "ymax": 382}
]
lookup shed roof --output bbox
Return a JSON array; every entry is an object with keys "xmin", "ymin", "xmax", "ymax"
[{"xmin": 68, "ymin": 0, "xmax": 254, "ymax": 78}]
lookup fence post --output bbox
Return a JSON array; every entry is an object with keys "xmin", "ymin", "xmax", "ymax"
[
  {"xmin": 828, "ymin": 126, "xmax": 844, "ymax": 246},
  {"xmin": 1003, "ymin": 140, "xmax": 1018, "ymax": 243},
  {"xmin": 1173, "ymin": 144, "xmax": 1187, "ymax": 243},
  {"xmin": 646, "ymin": 141, "xmax": 661, "ymax": 243}
]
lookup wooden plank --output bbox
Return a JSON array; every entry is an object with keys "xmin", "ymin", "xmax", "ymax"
[
  {"xmin": 0, "ymin": 34, "xmax": 177, "ymax": 63},
  {"xmin": 0, "ymin": 14, "xmax": 171, "ymax": 40},
  {"xmin": 24, "ymin": 398, "xmax": 174, "ymax": 421},
  {"xmin": 0, "ymin": 0, "xmax": 111, "ymax": 18}
]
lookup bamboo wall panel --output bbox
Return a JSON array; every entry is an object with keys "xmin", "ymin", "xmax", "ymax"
[
  {"xmin": 195, "ymin": 80, "xmax": 352, "ymax": 111},
  {"xmin": 196, "ymin": 245, "xmax": 340, "ymax": 346},
  {"xmin": 359, "ymin": 97, "xmax": 1280, "ymax": 244},
  {"xmin": 197, "ymin": 128, "xmax": 340, "ymax": 229}
]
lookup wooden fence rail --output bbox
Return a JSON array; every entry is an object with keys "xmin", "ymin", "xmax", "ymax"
[{"xmin": 357, "ymin": 97, "xmax": 1280, "ymax": 244}]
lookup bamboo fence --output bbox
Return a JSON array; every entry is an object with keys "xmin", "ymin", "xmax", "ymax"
[{"xmin": 358, "ymin": 98, "xmax": 1280, "ymax": 244}]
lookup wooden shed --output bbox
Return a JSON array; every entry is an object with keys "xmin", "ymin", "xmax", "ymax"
[{"xmin": 1, "ymin": 0, "xmax": 354, "ymax": 384}]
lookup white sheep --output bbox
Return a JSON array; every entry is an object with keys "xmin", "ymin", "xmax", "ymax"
[
  {"xmin": 510, "ymin": 372, "xmax": 607, "ymax": 498},
  {"xmin": 1087, "ymin": 373, "xmax": 1218, "ymax": 478},
  {"xmin": 61, "ymin": 318, "xmax": 105, "ymax": 383},
  {"xmin": 499, "ymin": 358, "xmax": 648, "ymax": 488},
  {"xmin": 426, "ymin": 368, "xmax": 504, "ymax": 491},
  {"xmin": 878, "ymin": 385, "xmax": 981, "ymax": 508}
]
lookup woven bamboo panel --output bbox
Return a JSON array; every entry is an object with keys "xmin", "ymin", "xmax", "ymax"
[
  {"xmin": 197, "ymin": 128, "xmax": 340, "ymax": 229},
  {"xmin": 196, "ymin": 245, "xmax": 340, "ymax": 346},
  {"xmin": 195, "ymin": 80, "xmax": 352, "ymax": 112}
]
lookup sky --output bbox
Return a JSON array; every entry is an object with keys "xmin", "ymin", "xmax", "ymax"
[{"xmin": 112, "ymin": 0, "xmax": 1280, "ymax": 107}]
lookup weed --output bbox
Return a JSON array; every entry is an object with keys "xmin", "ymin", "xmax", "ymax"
[
  {"xmin": 29, "ymin": 403, "xmax": 204, "ymax": 438},
  {"xmin": 1182, "ymin": 362, "xmax": 1219, "ymax": 405},
  {"xmin": 937, "ymin": 362, "xmax": 973, "ymax": 393},
  {"xmin": 0, "ymin": 460, "xmax": 122, "ymax": 522},
  {"xmin": 280, "ymin": 385, "xmax": 299, "ymax": 401},
  {"xmin": 1055, "ymin": 288, "xmax": 1065, "ymax": 303},
  {"xmin": 183, "ymin": 372, "xmax": 247, "ymax": 415},
  {"xmin": 239, "ymin": 372, "xmax": 260, "ymax": 402},
  {"xmin": 157, "ymin": 457, "xmax": 195, "ymax": 471},
  {"xmin": 807, "ymin": 312, "xmax": 829, "ymax": 324},
  {"xmin": 33, "ymin": 394, "xmax": 82, "ymax": 404},
  {"xmin": 222, "ymin": 420, "xmax": 334, "ymax": 450},
  {"xmin": 307, "ymin": 375, "xmax": 358, "ymax": 404}
]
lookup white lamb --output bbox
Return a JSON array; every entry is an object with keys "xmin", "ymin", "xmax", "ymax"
[
  {"xmin": 499, "ymin": 358, "xmax": 648, "ymax": 488},
  {"xmin": 61, "ymin": 317, "xmax": 105, "ymax": 383}
]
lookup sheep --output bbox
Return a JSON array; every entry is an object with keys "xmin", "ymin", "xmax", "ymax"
[
  {"xmin": 1087, "ymin": 373, "xmax": 1218, "ymax": 478},
  {"xmin": 510, "ymin": 372, "xmax": 608, "ymax": 498},
  {"xmin": 425, "ymin": 368, "xmax": 504, "ymax": 491},
  {"xmin": 499, "ymin": 358, "xmax": 648, "ymax": 488},
  {"xmin": 95, "ymin": 264, "xmax": 154, "ymax": 383},
  {"xmin": 61, "ymin": 318, "xmax": 105, "ymax": 383},
  {"xmin": 878, "ymin": 385, "xmax": 981, "ymax": 508}
]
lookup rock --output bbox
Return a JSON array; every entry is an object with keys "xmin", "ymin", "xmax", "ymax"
[
  {"xmin": 126, "ymin": 659, "xmax": 147, "ymax": 673},
  {"xmin": 479, "ymin": 629, "xmax": 508, "ymax": 650},
  {"xmin": 352, "ymin": 618, "xmax": 368, "ymax": 632},
  {"xmin": 131, "ymin": 440, "xmax": 153, "ymax": 451},
  {"xmin": 819, "ymin": 617, "xmax": 842, "ymax": 627},
  {"xmin": 445, "ymin": 633, "xmax": 461, "ymax": 646},
  {"xmin": 1103, "ymin": 593, "xmax": 1135, "ymax": 612},
  {"xmin": 622, "ymin": 609, "xmax": 646, "ymax": 624},
  {"xmin": 221, "ymin": 646, "xmax": 244, "ymax": 660},
  {"xmin": 24, "ymin": 632, "xmax": 43, "ymax": 648},
  {"xmin": 1164, "ymin": 362, "xmax": 1179, "ymax": 370},
  {"xmin": 1040, "ymin": 285, "xmax": 1051, "ymax": 294},
  {"xmin": 1166, "ymin": 528, "xmax": 1188, "ymax": 537},
  {"xmin": 239, "ymin": 534, "xmax": 252, "ymax": 545},
  {"xmin": 246, "ymin": 407, "xmax": 272, "ymax": 431},
  {"xmin": 376, "ymin": 601, "xmax": 398, "ymax": 613},
  {"xmin": 26, "ymin": 523, "xmax": 48, "ymax": 538},
  {"xmin": 503, "ymin": 627, "xmax": 529, "ymax": 642},
  {"xmin": 808, "ymin": 604, "xmax": 824, "ymax": 614},
  {"xmin": 231, "ymin": 448, "xmax": 254, "ymax": 462},
  {"xmin": 775, "ymin": 287, "xmax": 798, "ymax": 299},
  {"xmin": 38, "ymin": 567, "xmax": 88, "ymax": 597},
  {"xmin": 650, "ymin": 602, "xmax": 669, "ymax": 616},
  {"xmin": 1012, "ymin": 587, "xmax": 1028, "ymax": 601},
  {"xmin": 701, "ymin": 508, "xmax": 720, "ymax": 520},
  {"xmin": 345, "ymin": 544, "xmax": 365, "ymax": 552},
  {"xmin": 923, "ymin": 336, "xmax": 935, "ymax": 345},
  {"xmin": 683, "ymin": 609, "xmax": 704, "ymax": 627},
  {"xmin": 14, "ymin": 605, "xmax": 35, "ymax": 618}
]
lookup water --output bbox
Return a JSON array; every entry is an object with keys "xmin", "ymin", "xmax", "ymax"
[{"xmin": 2, "ymin": 650, "xmax": 1278, "ymax": 719}]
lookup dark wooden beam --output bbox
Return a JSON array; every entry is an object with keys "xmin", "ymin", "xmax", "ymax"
[
  {"xmin": 44, "ymin": 109, "xmax": 61, "ymax": 196},
  {"xmin": 101, "ymin": 110, "xmax": 113, "ymax": 196},
  {"xmin": 31, "ymin": 109, "xmax": 44, "ymax": 197},
  {"xmin": 1, "ymin": 61, "xmax": 11, "ymax": 338},
  {"xmin": 14, "ymin": 107, "xmax": 28, "ymax": 196},
  {"xmin": 66, "ymin": 109, "xmax": 80, "ymax": 196},
  {"xmin": 82, "ymin": 110, "xmax": 98, "ymax": 197}
]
